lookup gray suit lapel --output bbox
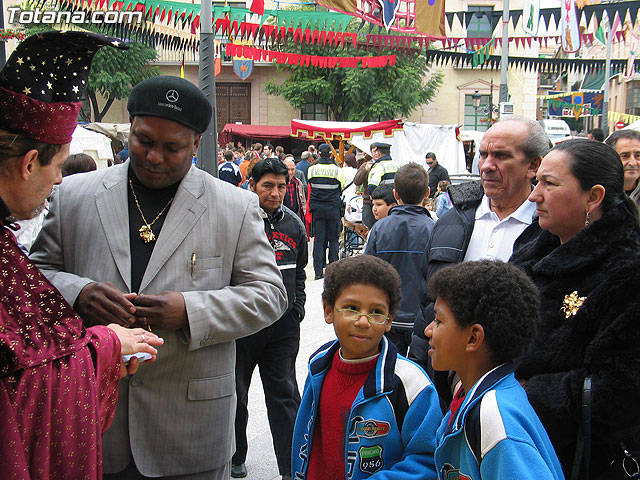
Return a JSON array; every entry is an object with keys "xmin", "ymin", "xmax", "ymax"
[
  {"xmin": 139, "ymin": 167, "xmax": 207, "ymax": 292},
  {"xmin": 96, "ymin": 164, "xmax": 132, "ymax": 291}
]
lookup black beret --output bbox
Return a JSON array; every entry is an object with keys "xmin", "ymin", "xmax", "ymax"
[
  {"xmin": 318, "ymin": 143, "xmax": 332, "ymax": 156},
  {"xmin": 371, "ymin": 142, "xmax": 391, "ymax": 149},
  {"xmin": 128, "ymin": 76, "xmax": 212, "ymax": 133}
]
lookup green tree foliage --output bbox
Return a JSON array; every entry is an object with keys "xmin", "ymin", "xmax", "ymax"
[
  {"xmin": 264, "ymin": 27, "xmax": 443, "ymax": 121},
  {"xmin": 86, "ymin": 42, "xmax": 158, "ymax": 121}
]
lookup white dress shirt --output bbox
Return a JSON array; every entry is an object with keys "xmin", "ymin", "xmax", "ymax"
[{"xmin": 463, "ymin": 195, "xmax": 537, "ymax": 262}]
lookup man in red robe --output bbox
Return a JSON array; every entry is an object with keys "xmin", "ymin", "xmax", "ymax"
[{"xmin": 0, "ymin": 31, "xmax": 162, "ymax": 479}]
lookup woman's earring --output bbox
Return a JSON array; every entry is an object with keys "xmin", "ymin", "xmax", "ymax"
[{"xmin": 585, "ymin": 211, "xmax": 590, "ymax": 227}]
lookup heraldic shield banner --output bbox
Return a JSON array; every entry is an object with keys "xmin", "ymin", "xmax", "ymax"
[{"xmin": 233, "ymin": 58, "xmax": 254, "ymax": 80}]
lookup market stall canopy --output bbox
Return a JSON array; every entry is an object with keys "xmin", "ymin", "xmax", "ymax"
[
  {"xmin": 290, "ymin": 119, "xmax": 403, "ymax": 141},
  {"xmin": 83, "ymin": 122, "xmax": 130, "ymax": 142},
  {"xmin": 219, "ymin": 124, "xmax": 295, "ymax": 146},
  {"xmin": 70, "ymin": 126, "xmax": 114, "ymax": 169},
  {"xmin": 349, "ymin": 122, "xmax": 467, "ymax": 175}
]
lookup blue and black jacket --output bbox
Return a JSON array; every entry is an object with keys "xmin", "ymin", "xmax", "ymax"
[
  {"xmin": 292, "ymin": 337, "xmax": 442, "ymax": 480},
  {"xmin": 435, "ymin": 363, "xmax": 565, "ymax": 480}
]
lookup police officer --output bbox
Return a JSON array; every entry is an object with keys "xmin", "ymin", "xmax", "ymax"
[
  {"xmin": 367, "ymin": 142, "xmax": 399, "ymax": 198},
  {"xmin": 307, "ymin": 143, "xmax": 345, "ymax": 280}
]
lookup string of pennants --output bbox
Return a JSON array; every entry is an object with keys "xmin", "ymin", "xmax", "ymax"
[
  {"xmin": 467, "ymin": 33, "xmax": 626, "ymax": 68},
  {"xmin": 214, "ymin": 18, "xmax": 358, "ymax": 47},
  {"xmin": 362, "ymin": 31, "xmax": 628, "ymax": 53},
  {"xmin": 96, "ymin": 0, "xmax": 640, "ymax": 39},
  {"xmin": 226, "ymin": 43, "xmax": 395, "ymax": 68},
  {"xmin": 609, "ymin": 110, "xmax": 640, "ymax": 125},
  {"xmin": 457, "ymin": 52, "xmax": 632, "ymax": 74},
  {"xmin": 37, "ymin": 0, "xmax": 640, "ymax": 54},
  {"xmin": 472, "ymin": 38, "xmax": 494, "ymax": 67},
  {"xmin": 43, "ymin": 0, "xmax": 355, "ymax": 50},
  {"xmin": 426, "ymin": 49, "xmax": 640, "ymax": 74},
  {"xmin": 443, "ymin": 32, "xmax": 626, "ymax": 50},
  {"xmin": 443, "ymin": 2, "xmax": 640, "ymax": 32},
  {"xmin": 57, "ymin": 0, "xmax": 636, "ymax": 39},
  {"xmin": 40, "ymin": 0, "xmax": 197, "ymax": 50},
  {"xmin": 33, "ymin": 0, "xmax": 640, "ymax": 77}
]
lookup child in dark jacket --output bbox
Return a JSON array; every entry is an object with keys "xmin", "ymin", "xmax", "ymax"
[
  {"xmin": 364, "ymin": 163, "xmax": 435, "ymax": 356},
  {"xmin": 292, "ymin": 255, "xmax": 442, "ymax": 480},
  {"xmin": 425, "ymin": 260, "xmax": 564, "ymax": 480}
]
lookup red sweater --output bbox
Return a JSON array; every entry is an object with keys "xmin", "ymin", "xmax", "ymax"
[{"xmin": 306, "ymin": 350, "xmax": 379, "ymax": 480}]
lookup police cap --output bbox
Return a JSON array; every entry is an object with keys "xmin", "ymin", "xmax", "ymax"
[{"xmin": 318, "ymin": 143, "xmax": 333, "ymax": 157}]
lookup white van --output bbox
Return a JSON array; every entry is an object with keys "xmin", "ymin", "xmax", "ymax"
[{"xmin": 539, "ymin": 119, "xmax": 571, "ymax": 141}]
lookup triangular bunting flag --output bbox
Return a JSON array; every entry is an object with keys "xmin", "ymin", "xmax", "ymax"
[
  {"xmin": 630, "ymin": 6, "xmax": 638, "ymax": 26},
  {"xmin": 490, "ymin": 11, "xmax": 500, "ymax": 31},
  {"xmin": 511, "ymin": 11, "xmax": 521, "ymax": 29},
  {"xmin": 584, "ymin": 8, "xmax": 594, "ymax": 26},
  {"xmin": 445, "ymin": 12, "xmax": 455, "ymax": 29},
  {"xmin": 464, "ymin": 12, "xmax": 474, "ymax": 29}
]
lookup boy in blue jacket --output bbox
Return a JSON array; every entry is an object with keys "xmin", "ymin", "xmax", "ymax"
[
  {"xmin": 425, "ymin": 260, "xmax": 564, "ymax": 480},
  {"xmin": 292, "ymin": 255, "xmax": 442, "ymax": 480}
]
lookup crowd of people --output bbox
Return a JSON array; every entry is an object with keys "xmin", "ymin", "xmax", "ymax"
[{"xmin": 2, "ymin": 30, "xmax": 640, "ymax": 480}]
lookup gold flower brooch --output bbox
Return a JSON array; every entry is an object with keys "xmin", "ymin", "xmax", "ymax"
[{"xmin": 561, "ymin": 291, "xmax": 586, "ymax": 318}]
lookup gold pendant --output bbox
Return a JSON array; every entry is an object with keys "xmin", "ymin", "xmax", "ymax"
[{"xmin": 139, "ymin": 224, "xmax": 156, "ymax": 243}]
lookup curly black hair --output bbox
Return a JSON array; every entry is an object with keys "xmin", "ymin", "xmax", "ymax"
[
  {"xmin": 322, "ymin": 255, "xmax": 402, "ymax": 315},
  {"xmin": 428, "ymin": 260, "xmax": 539, "ymax": 364}
]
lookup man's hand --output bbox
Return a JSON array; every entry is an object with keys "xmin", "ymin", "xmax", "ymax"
[
  {"xmin": 75, "ymin": 282, "xmax": 137, "ymax": 326},
  {"xmin": 133, "ymin": 291, "xmax": 188, "ymax": 331}
]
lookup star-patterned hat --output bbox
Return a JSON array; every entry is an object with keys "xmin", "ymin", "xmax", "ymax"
[{"xmin": 0, "ymin": 31, "xmax": 127, "ymax": 144}]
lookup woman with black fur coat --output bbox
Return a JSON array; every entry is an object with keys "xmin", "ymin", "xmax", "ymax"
[{"xmin": 512, "ymin": 139, "xmax": 640, "ymax": 479}]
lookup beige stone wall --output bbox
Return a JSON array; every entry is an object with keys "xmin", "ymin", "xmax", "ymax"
[
  {"xmin": 411, "ymin": 0, "xmax": 541, "ymax": 126},
  {"xmin": 96, "ymin": 62, "xmax": 298, "ymax": 125}
]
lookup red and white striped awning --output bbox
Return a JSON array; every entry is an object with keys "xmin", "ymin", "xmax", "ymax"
[{"xmin": 290, "ymin": 119, "xmax": 403, "ymax": 141}]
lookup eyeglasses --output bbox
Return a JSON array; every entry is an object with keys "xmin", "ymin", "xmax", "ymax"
[
  {"xmin": 426, "ymin": 161, "xmax": 434, "ymax": 166},
  {"xmin": 336, "ymin": 308, "xmax": 390, "ymax": 325}
]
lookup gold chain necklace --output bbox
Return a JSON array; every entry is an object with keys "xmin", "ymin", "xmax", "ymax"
[{"xmin": 128, "ymin": 178, "xmax": 174, "ymax": 243}]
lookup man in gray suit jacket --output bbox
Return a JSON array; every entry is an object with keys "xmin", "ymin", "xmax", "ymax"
[{"xmin": 30, "ymin": 76, "xmax": 288, "ymax": 479}]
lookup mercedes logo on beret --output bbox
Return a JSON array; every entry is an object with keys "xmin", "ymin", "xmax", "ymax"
[{"xmin": 166, "ymin": 89, "xmax": 179, "ymax": 103}]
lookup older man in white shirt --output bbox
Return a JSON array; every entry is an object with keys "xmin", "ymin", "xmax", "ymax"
[{"xmin": 409, "ymin": 117, "xmax": 550, "ymax": 394}]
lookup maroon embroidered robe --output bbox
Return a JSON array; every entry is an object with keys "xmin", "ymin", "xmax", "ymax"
[{"xmin": 0, "ymin": 222, "xmax": 121, "ymax": 479}]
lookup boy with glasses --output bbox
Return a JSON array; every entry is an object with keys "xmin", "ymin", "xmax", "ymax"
[{"xmin": 292, "ymin": 255, "xmax": 442, "ymax": 480}]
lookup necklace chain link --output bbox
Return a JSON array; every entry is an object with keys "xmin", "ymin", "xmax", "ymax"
[{"xmin": 128, "ymin": 178, "xmax": 174, "ymax": 243}]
